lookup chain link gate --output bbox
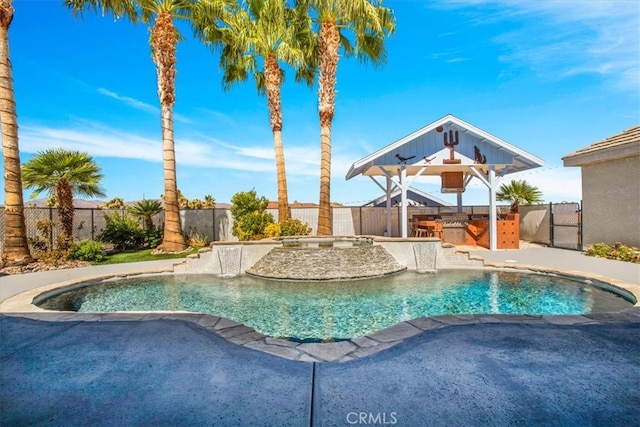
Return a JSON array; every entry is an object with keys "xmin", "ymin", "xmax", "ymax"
[{"xmin": 550, "ymin": 202, "xmax": 582, "ymax": 251}]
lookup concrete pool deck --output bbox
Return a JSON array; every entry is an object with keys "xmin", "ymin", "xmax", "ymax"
[{"xmin": 1, "ymin": 246, "xmax": 639, "ymax": 425}]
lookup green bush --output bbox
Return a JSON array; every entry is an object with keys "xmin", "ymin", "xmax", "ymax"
[
  {"xmin": 144, "ymin": 225, "xmax": 163, "ymax": 248},
  {"xmin": 97, "ymin": 214, "xmax": 146, "ymax": 251},
  {"xmin": 69, "ymin": 240, "xmax": 107, "ymax": 262},
  {"xmin": 187, "ymin": 230, "xmax": 209, "ymax": 247},
  {"xmin": 230, "ymin": 190, "xmax": 273, "ymax": 240},
  {"xmin": 586, "ymin": 242, "xmax": 640, "ymax": 263},
  {"xmin": 264, "ymin": 222, "xmax": 281, "ymax": 238},
  {"xmin": 236, "ymin": 211, "xmax": 274, "ymax": 241},
  {"xmin": 264, "ymin": 219, "xmax": 312, "ymax": 238},
  {"xmin": 28, "ymin": 219, "xmax": 72, "ymax": 265},
  {"xmin": 279, "ymin": 218, "xmax": 312, "ymax": 236}
]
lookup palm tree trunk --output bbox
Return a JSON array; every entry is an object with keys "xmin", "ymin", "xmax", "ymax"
[
  {"xmin": 153, "ymin": 11, "xmax": 186, "ymax": 252},
  {"xmin": 317, "ymin": 22, "xmax": 339, "ymax": 236},
  {"xmin": 57, "ymin": 181, "xmax": 74, "ymax": 240},
  {"xmin": 0, "ymin": 0, "xmax": 31, "ymax": 265},
  {"xmin": 264, "ymin": 55, "xmax": 289, "ymax": 222}
]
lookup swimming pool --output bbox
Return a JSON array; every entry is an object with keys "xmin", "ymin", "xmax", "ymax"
[{"xmin": 37, "ymin": 270, "xmax": 633, "ymax": 340}]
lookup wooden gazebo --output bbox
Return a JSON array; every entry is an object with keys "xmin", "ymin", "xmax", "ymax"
[{"xmin": 345, "ymin": 114, "xmax": 545, "ymax": 250}]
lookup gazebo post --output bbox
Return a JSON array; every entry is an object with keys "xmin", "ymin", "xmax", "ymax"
[
  {"xmin": 400, "ymin": 166, "xmax": 408, "ymax": 238},
  {"xmin": 456, "ymin": 193, "xmax": 463, "ymax": 213},
  {"xmin": 488, "ymin": 167, "xmax": 498, "ymax": 250},
  {"xmin": 385, "ymin": 176, "xmax": 392, "ymax": 236}
]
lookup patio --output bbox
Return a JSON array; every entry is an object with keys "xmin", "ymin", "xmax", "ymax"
[{"xmin": 1, "ymin": 247, "xmax": 639, "ymax": 425}]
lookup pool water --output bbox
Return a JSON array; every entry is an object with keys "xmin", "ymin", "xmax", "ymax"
[{"xmin": 38, "ymin": 270, "xmax": 633, "ymax": 340}]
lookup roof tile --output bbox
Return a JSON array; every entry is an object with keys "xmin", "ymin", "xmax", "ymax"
[{"xmin": 571, "ymin": 125, "xmax": 640, "ymax": 156}]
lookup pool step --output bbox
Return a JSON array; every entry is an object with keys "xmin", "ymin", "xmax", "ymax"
[{"xmin": 436, "ymin": 244, "xmax": 484, "ymax": 269}]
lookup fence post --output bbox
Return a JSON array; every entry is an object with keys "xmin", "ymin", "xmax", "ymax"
[
  {"xmin": 91, "ymin": 208, "xmax": 95, "ymax": 240},
  {"xmin": 212, "ymin": 208, "xmax": 216, "ymax": 242},
  {"xmin": 578, "ymin": 200, "xmax": 583, "ymax": 251},
  {"xmin": 48, "ymin": 207, "xmax": 54, "ymax": 249},
  {"xmin": 549, "ymin": 202, "xmax": 554, "ymax": 247}
]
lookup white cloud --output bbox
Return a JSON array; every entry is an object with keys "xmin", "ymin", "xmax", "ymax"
[
  {"xmin": 97, "ymin": 88, "xmax": 158, "ymax": 114},
  {"xmin": 505, "ymin": 167, "xmax": 582, "ymax": 204},
  {"xmin": 18, "ymin": 124, "xmax": 333, "ymax": 177},
  {"xmin": 97, "ymin": 88, "xmax": 192, "ymax": 123},
  {"xmin": 438, "ymin": 1, "xmax": 640, "ymax": 90},
  {"xmin": 20, "ymin": 126, "xmax": 160, "ymax": 162}
]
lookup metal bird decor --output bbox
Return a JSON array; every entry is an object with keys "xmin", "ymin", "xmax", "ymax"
[
  {"xmin": 395, "ymin": 153, "xmax": 416, "ymax": 164},
  {"xmin": 443, "ymin": 130, "xmax": 459, "ymax": 160},
  {"xmin": 474, "ymin": 145, "xmax": 487, "ymax": 164}
]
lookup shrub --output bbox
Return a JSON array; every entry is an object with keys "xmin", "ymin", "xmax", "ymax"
[
  {"xmin": 586, "ymin": 242, "xmax": 640, "ymax": 263},
  {"xmin": 230, "ymin": 190, "xmax": 272, "ymax": 240},
  {"xmin": 264, "ymin": 219, "xmax": 312, "ymax": 238},
  {"xmin": 28, "ymin": 219, "xmax": 72, "ymax": 265},
  {"xmin": 264, "ymin": 222, "xmax": 281, "ymax": 238},
  {"xmin": 144, "ymin": 225, "xmax": 163, "ymax": 248},
  {"xmin": 279, "ymin": 218, "xmax": 312, "ymax": 236},
  {"xmin": 69, "ymin": 240, "xmax": 106, "ymax": 262},
  {"xmin": 188, "ymin": 230, "xmax": 209, "ymax": 247},
  {"xmin": 97, "ymin": 214, "xmax": 146, "ymax": 251},
  {"xmin": 236, "ymin": 211, "xmax": 274, "ymax": 241}
]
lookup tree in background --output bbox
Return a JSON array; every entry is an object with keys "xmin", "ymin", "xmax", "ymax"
[
  {"xmin": 65, "ymin": 0, "xmax": 211, "ymax": 252},
  {"xmin": 195, "ymin": 0, "xmax": 314, "ymax": 223},
  {"xmin": 129, "ymin": 199, "xmax": 163, "ymax": 230},
  {"xmin": 496, "ymin": 179, "xmax": 543, "ymax": 214},
  {"xmin": 99, "ymin": 197, "xmax": 126, "ymax": 209},
  {"xmin": 299, "ymin": 0, "xmax": 395, "ymax": 235},
  {"xmin": 161, "ymin": 190, "xmax": 216, "ymax": 209},
  {"xmin": 21, "ymin": 148, "xmax": 106, "ymax": 241},
  {"xmin": 0, "ymin": 0, "xmax": 32, "ymax": 266}
]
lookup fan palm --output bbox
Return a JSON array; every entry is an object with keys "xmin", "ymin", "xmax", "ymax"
[
  {"xmin": 0, "ymin": 0, "xmax": 32, "ymax": 266},
  {"xmin": 129, "ymin": 199, "xmax": 162, "ymax": 230},
  {"xmin": 496, "ymin": 179, "xmax": 543, "ymax": 214},
  {"xmin": 22, "ymin": 148, "xmax": 106, "ymax": 240},
  {"xmin": 194, "ymin": 0, "xmax": 314, "ymax": 222},
  {"xmin": 65, "ymin": 0, "xmax": 204, "ymax": 252},
  {"xmin": 298, "ymin": 0, "xmax": 395, "ymax": 235}
]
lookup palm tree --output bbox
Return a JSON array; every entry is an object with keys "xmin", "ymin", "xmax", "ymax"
[
  {"xmin": 0, "ymin": 0, "xmax": 32, "ymax": 266},
  {"xmin": 299, "ymin": 0, "xmax": 395, "ymax": 235},
  {"xmin": 65, "ymin": 0, "xmax": 199, "ymax": 252},
  {"xmin": 497, "ymin": 179, "xmax": 543, "ymax": 214},
  {"xmin": 129, "ymin": 199, "xmax": 162, "ymax": 230},
  {"xmin": 22, "ymin": 148, "xmax": 106, "ymax": 240},
  {"xmin": 194, "ymin": 0, "xmax": 314, "ymax": 222}
]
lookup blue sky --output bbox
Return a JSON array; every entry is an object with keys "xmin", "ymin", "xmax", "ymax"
[{"xmin": 2, "ymin": 0, "xmax": 639, "ymax": 207}]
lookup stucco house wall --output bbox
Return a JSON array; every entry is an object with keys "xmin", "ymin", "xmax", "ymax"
[
  {"xmin": 563, "ymin": 125, "xmax": 640, "ymax": 249},
  {"xmin": 581, "ymin": 155, "xmax": 640, "ymax": 247}
]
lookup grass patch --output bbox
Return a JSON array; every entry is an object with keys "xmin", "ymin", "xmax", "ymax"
[{"xmin": 94, "ymin": 248, "xmax": 199, "ymax": 265}]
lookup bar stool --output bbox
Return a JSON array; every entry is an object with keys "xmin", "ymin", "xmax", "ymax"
[
  {"xmin": 414, "ymin": 227, "xmax": 428, "ymax": 237},
  {"xmin": 432, "ymin": 221, "xmax": 444, "ymax": 239}
]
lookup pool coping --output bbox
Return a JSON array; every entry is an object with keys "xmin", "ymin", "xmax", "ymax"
[{"xmin": 1, "ymin": 263, "xmax": 639, "ymax": 363}]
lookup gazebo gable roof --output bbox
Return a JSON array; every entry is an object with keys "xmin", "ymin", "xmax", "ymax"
[{"xmin": 346, "ymin": 114, "xmax": 544, "ymax": 179}]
